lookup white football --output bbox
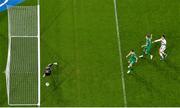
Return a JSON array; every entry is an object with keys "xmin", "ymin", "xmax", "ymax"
[{"xmin": 46, "ymin": 82, "xmax": 50, "ymax": 86}]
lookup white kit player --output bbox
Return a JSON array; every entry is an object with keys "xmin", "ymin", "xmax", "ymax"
[{"xmin": 152, "ymin": 34, "xmax": 167, "ymax": 60}]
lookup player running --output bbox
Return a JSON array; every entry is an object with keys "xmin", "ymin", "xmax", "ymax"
[
  {"xmin": 152, "ymin": 34, "xmax": 167, "ymax": 60},
  {"xmin": 139, "ymin": 33, "xmax": 153, "ymax": 60},
  {"xmin": 126, "ymin": 49, "xmax": 138, "ymax": 74},
  {"xmin": 43, "ymin": 62, "xmax": 58, "ymax": 77}
]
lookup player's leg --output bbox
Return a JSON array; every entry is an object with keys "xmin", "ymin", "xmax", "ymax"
[
  {"xmin": 139, "ymin": 48, "xmax": 146, "ymax": 58},
  {"xmin": 128, "ymin": 62, "xmax": 132, "ymax": 68},
  {"xmin": 160, "ymin": 46, "xmax": 167, "ymax": 60},
  {"xmin": 47, "ymin": 62, "xmax": 58, "ymax": 68},
  {"xmin": 161, "ymin": 46, "xmax": 167, "ymax": 58},
  {"xmin": 150, "ymin": 54, "xmax": 153, "ymax": 60},
  {"xmin": 147, "ymin": 49, "xmax": 153, "ymax": 60},
  {"xmin": 48, "ymin": 63, "xmax": 54, "ymax": 67},
  {"xmin": 127, "ymin": 61, "xmax": 131, "ymax": 73},
  {"xmin": 162, "ymin": 51, "xmax": 167, "ymax": 58},
  {"xmin": 53, "ymin": 62, "xmax": 58, "ymax": 65},
  {"xmin": 127, "ymin": 60, "xmax": 134, "ymax": 74},
  {"xmin": 43, "ymin": 73, "xmax": 46, "ymax": 77},
  {"xmin": 159, "ymin": 48, "xmax": 164, "ymax": 60},
  {"xmin": 145, "ymin": 47, "xmax": 153, "ymax": 60}
]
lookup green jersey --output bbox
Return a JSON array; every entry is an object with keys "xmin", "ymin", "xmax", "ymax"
[
  {"xmin": 146, "ymin": 37, "xmax": 152, "ymax": 47},
  {"xmin": 129, "ymin": 52, "xmax": 137, "ymax": 62}
]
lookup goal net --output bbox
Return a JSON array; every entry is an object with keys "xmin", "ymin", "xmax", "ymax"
[{"xmin": 6, "ymin": 5, "xmax": 40, "ymax": 106}]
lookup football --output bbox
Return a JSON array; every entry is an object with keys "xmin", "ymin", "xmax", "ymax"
[{"xmin": 45, "ymin": 82, "xmax": 50, "ymax": 87}]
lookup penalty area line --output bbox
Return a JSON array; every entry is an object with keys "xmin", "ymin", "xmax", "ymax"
[{"xmin": 113, "ymin": 0, "xmax": 127, "ymax": 107}]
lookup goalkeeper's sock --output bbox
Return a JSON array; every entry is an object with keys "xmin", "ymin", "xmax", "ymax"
[
  {"xmin": 43, "ymin": 74, "xmax": 45, "ymax": 77},
  {"xmin": 53, "ymin": 62, "xmax": 58, "ymax": 65}
]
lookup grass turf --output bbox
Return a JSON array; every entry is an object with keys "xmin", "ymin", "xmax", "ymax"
[
  {"xmin": 118, "ymin": 0, "xmax": 180, "ymax": 106},
  {"xmin": 0, "ymin": 0, "xmax": 180, "ymax": 107}
]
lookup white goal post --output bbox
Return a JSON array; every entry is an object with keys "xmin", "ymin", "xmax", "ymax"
[{"xmin": 5, "ymin": 3, "xmax": 40, "ymax": 106}]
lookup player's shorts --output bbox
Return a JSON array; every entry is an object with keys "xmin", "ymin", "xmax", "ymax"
[
  {"xmin": 129, "ymin": 59, "xmax": 136, "ymax": 65},
  {"xmin": 144, "ymin": 46, "xmax": 151, "ymax": 54},
  {"xmin": 44, "ymin": 68, "xmax": 51, "ymax": 76},
  {"xmin": 160, "ymin": 45, "xmax": 166, "ymax": 53}
]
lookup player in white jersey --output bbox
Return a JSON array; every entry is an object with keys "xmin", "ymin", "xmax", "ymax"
[{"xmin": 152, "ymin": 34, "xmax": 167, "ymax": 60}]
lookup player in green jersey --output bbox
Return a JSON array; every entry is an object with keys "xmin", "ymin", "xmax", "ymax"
[
  {"xmin": 139, "ymin": 33, "xmax": 153, "ymax": 60},
  {"xmin": 126, "ymin": 49, "xmax": 138, "ymax": 74}
]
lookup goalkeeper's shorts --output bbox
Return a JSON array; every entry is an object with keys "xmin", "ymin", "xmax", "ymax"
[{"xmin": 45, "ymin": 68, "xmax": 52, "ymax": 76}]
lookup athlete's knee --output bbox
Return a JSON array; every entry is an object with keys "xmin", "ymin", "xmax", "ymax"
[
  {"xmin": 161, "ymin": 51, "xmax": 165, "ymax": 54},
  {"xmin": 159, "ymin": 50, "xmax": 161, "ymax": 54}
]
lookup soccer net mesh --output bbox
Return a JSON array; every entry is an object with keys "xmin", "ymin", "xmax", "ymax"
[{"xmin": 6, "ymin": 5, "xmax": 40, "ymax": 106}]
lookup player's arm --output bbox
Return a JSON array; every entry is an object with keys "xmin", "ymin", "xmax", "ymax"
[
  {"xmin": 152, "ymin": 38, "xmax": 161, "ymax": 43},
  {"xmin": 135, "ymin": 56, "xmax": 138, "ymax": 62},
  {"xmin": 126, "ymin": 51, "xmax": 131, "ymax": 58},
  {"xmin": 150, "ymin": 34, "xmax": 153, "ymax": 39},
  {"xmin": 141, "ymin": 44, "xmax": 146, "ymax": 48}
]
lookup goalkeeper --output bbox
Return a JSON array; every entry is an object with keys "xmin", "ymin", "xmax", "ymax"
[
  {"xmin": 139, "ymin": 33, "xmax": 153, "ymax": 60},
  {"xmin": 43, "ymin": 62, "xmax": 58, "ymax": 77},
  {"xmin": 126, "ymin": 49, "xmax": 138, "ymax": 74}
]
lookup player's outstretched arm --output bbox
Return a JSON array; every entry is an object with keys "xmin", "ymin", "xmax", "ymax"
[
  {"xmin": 152, "ymin": 38, "xmax": 161, "ymax": 43},
  {"xmin": 151, "ymin": 34, "xmax": 153, "ymax": 39},
  {"xmin": 126, "ymin": 51, "xmax": 131, "ymax": 58},
  {"xmin": 141, "ymin": 44, "xmax": 146, "ymax": 48},
  {"xmin": 135, "ymin": 56, "xmax": 138, "ymax": 63}
]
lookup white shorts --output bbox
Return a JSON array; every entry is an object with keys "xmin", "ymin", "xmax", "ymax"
[{"xmin": 160, "ymin": 45, "xmax": 166, "ymax": 53}]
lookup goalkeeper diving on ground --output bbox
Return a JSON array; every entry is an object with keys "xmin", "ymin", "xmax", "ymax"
[{"xmin": 43, "ymin": 62, "xmax": 58, "ymax": 77}]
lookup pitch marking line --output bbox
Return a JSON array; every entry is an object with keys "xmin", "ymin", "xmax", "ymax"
[
  {"xmin": 37, "ymin": 2, "xmax": 41, "ymax": 106},
  {"xmin": 11, "ymin": 36, "xmax": 38, "ymax": 37},
  {"xmin": 113, "ymin": 0, "xmax": 127, "ymax": 107},
  {"xmin": 0, "ymin": 0, "xmax": 8, "ymax": 7}
]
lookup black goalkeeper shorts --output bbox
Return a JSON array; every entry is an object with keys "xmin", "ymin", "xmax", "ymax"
[{"xmin": 45, "ymin": 69, "xmax": 51, "ymax": 76}]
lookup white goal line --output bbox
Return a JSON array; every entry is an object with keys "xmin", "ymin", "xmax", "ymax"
[
  {"xmin": 11, "ymin": 36, "xmax": 38, "ymax": 38},
  {"xmin": 9, "ymin": 103, "xmax": 39, "ymax": 106}
]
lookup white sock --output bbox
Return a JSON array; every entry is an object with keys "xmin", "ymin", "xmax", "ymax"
[
  {"xmin": 160, "ymin": 52, "xmax": 164, "ymax": 59},
  {"xmin": 53, "ymin": 62, "xmax": 58, "ymax": 65},
  {"xmin": 163, "ymin": 52, "xmax": 167, "ymax": 57},
  {"xmin": 128, "ymin": 65, "xmax": 131, "ymax": 68},
  {"xmin": 139, "ymin": 55, "xmax": 143, "ymax": 58},
  {"xmin": 150, "ymin": 55, "xmax": 153, "ymax": 59}
]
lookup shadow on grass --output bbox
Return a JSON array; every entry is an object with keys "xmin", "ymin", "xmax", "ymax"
[{"xmin": 129, "ymin": 72, "xmax": 166, "ymax": 98}]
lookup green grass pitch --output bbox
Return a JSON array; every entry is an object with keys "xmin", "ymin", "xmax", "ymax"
[{"xmin": 0, "ymin": 0, "xmax": 180, "ymax": 106}]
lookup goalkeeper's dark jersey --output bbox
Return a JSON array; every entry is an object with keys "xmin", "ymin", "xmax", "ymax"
[{"xmin": 44, "ymin": 63, "xmax": 53, "ymax": 76}]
